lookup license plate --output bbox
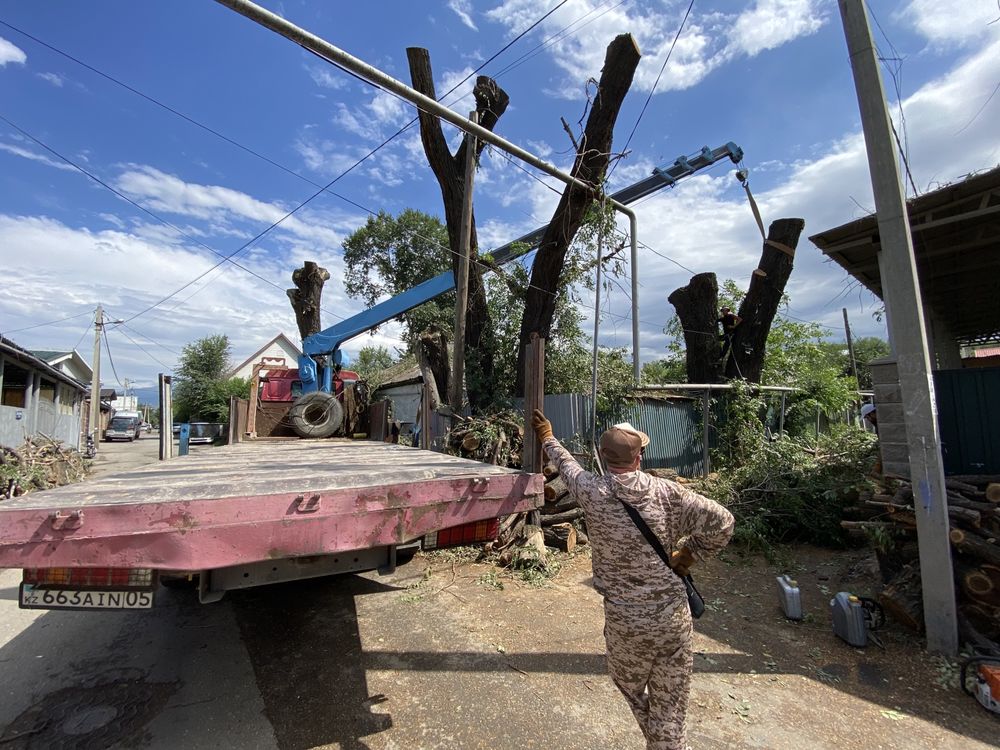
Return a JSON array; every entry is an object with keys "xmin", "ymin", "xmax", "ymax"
[{"xmin": 19, "ymin": 584, "xmax": 154, "ymax": 611}]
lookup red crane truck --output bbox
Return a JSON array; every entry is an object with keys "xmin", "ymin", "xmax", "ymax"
[{"xmin": 1, "ymin": 440, "xmax": 541, "ymax": 610}]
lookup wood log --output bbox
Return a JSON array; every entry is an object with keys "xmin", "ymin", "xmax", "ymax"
[
  {"xmin": 879, "ymin": 563, "xmax": 924, "ymax": 632},
  {"xmin": 946, "ymin": 478, "xmax": 984, "ymax": 496},
  {"xmin": 542, "ymin": 495, "xmax": 578, "ymax": 515},
  {"xmin": 542, "ymin": 464, "xmax": 559, "ymax": 479},
  {"xmin": 540, "ymin": 508, "xmax": 584, "ymax": 526},
  {"xmin": 574, "ymin": 526, "xmax": 589, "ymax": 546},
  {"xmin": 947, "ymin": 505, "xmax": 981, "ymax": 527},
  {"xmin": 947, "ymin": 494, "xmax": 1000, "ymax": 515},
  {"xmin": 543, "ymin": 477, "xmax": 568, "ymax": 500},
  {"xmin": 987, "ymin": 483, "xmax": 1000, "ymax": 503},
  {"xmin": 950, "ymin": 528, "xmax": 1000, "ymax": 566},
  {"xmin": 949, "ymin": 475, "xmax": 1000, "ymax": 487},
  {"xmin": 543, "ymin": 523, "xmax": 577, "ymax": 553},
  {"xmin": 961, "ymin": 564, "xmax": 1000, "ymax": 609},
  {"xmin": 958, "ymin": 614, "xmax": 1000, "ymax": 655}
]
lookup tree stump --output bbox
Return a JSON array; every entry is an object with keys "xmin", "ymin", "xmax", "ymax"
[{"xmin": 544, "ymin": 522, "xmax": 577, "ymax": 552}]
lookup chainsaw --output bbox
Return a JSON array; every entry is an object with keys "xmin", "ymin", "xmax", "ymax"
[{"xmin": 961, "ymin": 656, "xmax": 1000, "ymax": 714}]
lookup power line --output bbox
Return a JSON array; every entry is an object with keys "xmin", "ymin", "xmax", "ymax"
[
  {"xmin": 0, "ymin": 308, "xmax": 93, "ymax": 337},
  {"xmin": 101, "ymin": 325, "xmax": 123, "ymax": 387},
  {"xmin": 110, "ymin": 324, "xmax": 173, "ymax": 370},
  {"xmin": 0, "ymin": 113, "xmax": 322, "ymax": 314},
  {"xmin": 609, "ymin": 0, "xmax": 695, "ymax": 179}
]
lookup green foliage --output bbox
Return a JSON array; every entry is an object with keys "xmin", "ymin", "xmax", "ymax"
[
  {"xmin": 701, "ymin": 425, "xmax": 879, "ymax": 555},
  {"xmin": 352, "ymin": 345, "xmax": 396, "ymax": 389},
  {"xmin": 342, "ymin": 209, "xmax": 454, "ymax": 347},
  {"xmin": 173, "ymin": 335, "xmax": 236, "ymax": 422},
  {"xmin": 641, "ymin": 357, "xmax": 686, "ymax": 385}
]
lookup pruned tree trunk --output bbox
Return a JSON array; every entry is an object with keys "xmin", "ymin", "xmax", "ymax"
[
  {"xmin": 667, "ymin": 272, "xmax": 722, "ymax": 383},
  {"xmin": 407, "ymin": 48, "xmax": 508, "ymax": 412},
  {"xmin": 417, "ymin": 325, "xmax": 450, "ymax": 410},
  {"xmin": 515, "ymin": 34, "xmax": 642, "ymax": 394},
  {"xmin": 287, "ymin": 261, "xmax": 330, "ymax": 340},
  {"xmin": 724, "ymin": 218, "xmax": 805, "ymax": 381}
]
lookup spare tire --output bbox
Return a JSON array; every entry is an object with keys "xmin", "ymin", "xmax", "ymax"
[{"xmin": 289, "ymin": 392, "xmax": 344, "ymax": 438}]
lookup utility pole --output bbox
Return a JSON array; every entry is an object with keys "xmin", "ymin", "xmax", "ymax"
[
  {"xmin": 842, "ymin": 308, "xmax": 858, "ymax": 379},
  {"xmin": 450, "ymin": 111, "xmax": 477, "ymax": 412},
  {"xmin": 839, "ymin": 0, "xmax": 957, "ymax": 655},
  {"xmin": 88, "ymin": 305, "xmax": 103, "ymax": 452}
]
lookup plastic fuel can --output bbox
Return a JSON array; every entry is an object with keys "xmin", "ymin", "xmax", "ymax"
[
  {"xmin": 831, "ymin": 592, "xmax": 868, "ymax": 647},
  {"xmin": 776, "ymin": 575, "xmax": 802, "ymax": 620}
]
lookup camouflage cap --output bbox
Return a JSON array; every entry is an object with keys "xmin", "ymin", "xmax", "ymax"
[{"xmin": 599, "ymin": 422, "xmax": 650, "ymax": 468}]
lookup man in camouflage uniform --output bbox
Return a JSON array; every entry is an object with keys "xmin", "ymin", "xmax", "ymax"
[{"xmin": 531, "ymin": 410, "xmax": 735, "ymax": 750}]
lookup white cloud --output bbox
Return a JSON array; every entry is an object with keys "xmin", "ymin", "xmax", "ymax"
[
  {"xmin": 486, "ymin": 0, "xmax": 827, "ymax": 98},
  {"xmin": 0, "ymin": 141, "xmax": 76, "ymax": 171},
  {"xmin": 36, "ymin": 72, "xmax": 64, "ymax": 87},
  {"xmin": 113, "ymin": 165, "xmax": 347, "ymax": 247},
  {"xmin": 448, "ymin": 0, "xmax": 479, "ymax": 31},
  {"xmin": 307, "ymin": 64, "xmax": 348, "ymax": 90},
  {"xmin": 0, "ymin": 37, "xmax": 26, "ymax": 66},
  {"xmin": 332, "ymin": 103, "xmax": 370, "ymax": 138},
  {"xmin": 896, "ymin": 0, "xmax": 1000, "ymax": 46}
]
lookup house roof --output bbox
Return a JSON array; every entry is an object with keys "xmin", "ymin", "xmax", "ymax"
[
  {"xmin": 31, "ymin": 350, "xmax": 70, "ymax": 361},
  {"xmin": 100, "ymin": 388, "xmax": 118, "ymax": 400},
  {"xmin": 32, "ymin": 349, "xmax": 93, "ymax": 380},
  {"xmin": 228, "ymin": 332, "xmax": 303, "ymax": 377},
  {"xmin": 0, "ymin": 337, "xmax": 88, "ymax": 392},
  {"xmin": 810, "ymin": 166, "xmax": 1000, "ymax": 347}
]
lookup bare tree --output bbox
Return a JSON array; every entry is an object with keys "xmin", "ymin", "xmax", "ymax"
[
  {"xmin": 515, "ymin": 34, "xmax": 641, "ymax": 393},
  {"xmin": 407, "ymin": 49, "xmax": 509, "ymax": 412},
  {"xmin": 667, "ymin": 218, "xmax": 806, "ymax": 383}
]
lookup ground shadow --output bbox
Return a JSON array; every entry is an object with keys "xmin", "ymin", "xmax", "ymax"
[
  {"xmin": 230, "ymin": 574, "xmax": 401, "ymax": 750},
  {"xmin": 685, "ymin": 547, "xmax": 999, "ymax": 746}
]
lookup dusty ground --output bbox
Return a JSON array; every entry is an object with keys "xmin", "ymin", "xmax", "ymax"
[{"xmin": 267, "ymin": 543, "xmax": 996, "ymax": 750}]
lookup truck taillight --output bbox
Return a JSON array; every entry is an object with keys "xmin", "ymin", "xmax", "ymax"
[
  {"xmin": 423, "ymin": 518, "xmax": 500, "ymax": 550},
  {"xmin": 23, "ymin": 568, "xmax": 154, "ymax": 587}
]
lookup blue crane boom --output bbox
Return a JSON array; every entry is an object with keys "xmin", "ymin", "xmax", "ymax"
[{"xmin": 298, "ymin": 142, "xmax": 743, "ymax": 391}]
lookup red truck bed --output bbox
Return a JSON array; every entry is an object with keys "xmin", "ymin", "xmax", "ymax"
[{"xmin": 0, "ymin": 440, "xmax": 543, "ymax": 571}]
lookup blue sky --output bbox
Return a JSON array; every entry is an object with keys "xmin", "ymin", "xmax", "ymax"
[{"xmin": 1, "ymin": 0, "xmax": 998, "ymax": 391}]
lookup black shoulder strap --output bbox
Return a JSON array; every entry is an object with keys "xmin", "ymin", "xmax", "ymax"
[{"xmin": 617, "ymin": 499, "xmax": 672, "ymax": 568}]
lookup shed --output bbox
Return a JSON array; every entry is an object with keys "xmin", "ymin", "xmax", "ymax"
[
  {"xmin": 1, "ymin": 337, "xmax": 88, "ymax": 449},
  {"xmin": 810, "ymin": 166, "xmax": 1000, "ymax": 474},
  {"xmin": 371, "ymin": 359, "xmax": 422, "ymax": 438}
]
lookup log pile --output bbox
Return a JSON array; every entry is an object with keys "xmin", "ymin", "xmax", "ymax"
[
  {"xmin": 1, "ymin": 437, "xmax": 89, "ymax": 499},
  {"xmin": 538, "ymin": 462, "xmax": 589, "ymax": 552},
  {"xmin": 446, "ymin": 413, "xmax": 523, "ymax": 468},
  {"xmin": 843, "ymin": 474, "xmax": 1000, "ymax": 644}
]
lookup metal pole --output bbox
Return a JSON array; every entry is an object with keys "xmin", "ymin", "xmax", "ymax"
[
  {"xmin": 590, "ymin": 218, "xmax": 604, "ymax": 450},
  {"xmin": 702, "ymin": 389, "xmax": 710, "ymax": 477},
  {"xmin": 88, "ymin": 305, "xmax": 102, "ymax": 452},
  {"xmin": 451, "ymin": 111, "xmax": 477, "ymax": 411},
  {"xmin": 840, "ymin": 0, "xmax": 957, "ymax": 655},
  {"xmin": 214, "ymin": 0, "xmax": 642, "ymax": 380}
]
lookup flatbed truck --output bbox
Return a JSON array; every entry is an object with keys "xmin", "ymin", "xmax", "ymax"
[{"xmin": 0, "ymin": 439, "xmax": 542, "ymax": 610}]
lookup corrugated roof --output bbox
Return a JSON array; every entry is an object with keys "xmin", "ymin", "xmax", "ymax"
[{"xmin": 0, "ymin": 337, "xmax": 87, "ymax": 392}]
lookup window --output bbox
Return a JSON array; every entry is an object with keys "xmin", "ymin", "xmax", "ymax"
[
  {"xmin": 1, "ymin": 361, "xmax": 29, "ymax": 408},
  {"xmin": 39, "ymin": 378, "xmax": 56, "ymax": 403}
]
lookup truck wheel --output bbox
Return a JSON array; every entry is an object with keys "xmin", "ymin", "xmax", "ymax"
[{"xmin": 289, "ymin": 392, "xmax": 343, "ymax": 438}]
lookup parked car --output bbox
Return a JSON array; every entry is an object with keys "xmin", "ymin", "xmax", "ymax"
[{"xmin": 105, "ymin": 416, "xmax": 141, "ymax": 442}]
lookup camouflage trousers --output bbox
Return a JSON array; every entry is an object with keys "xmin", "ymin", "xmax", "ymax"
[{"xmin": 604, "ymin": 598, "xmax": 693, "ymax": 750}]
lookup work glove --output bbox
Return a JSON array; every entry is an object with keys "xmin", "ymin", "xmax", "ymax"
[
  {"xmin": 669, "ymin": 546, "xmax": 696, "ymax": 577},
  {"xmin": 531, "ymin": 409, "xmax": 553, "ymax": 443}
]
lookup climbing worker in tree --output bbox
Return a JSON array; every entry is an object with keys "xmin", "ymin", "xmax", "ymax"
[
  {"xmin": 718, "ymin": 306, "xmax": 742, "ymax": 362},
  {"xmin": 530, "ymin": 410, "xmax": 734, "ymax": 750}
]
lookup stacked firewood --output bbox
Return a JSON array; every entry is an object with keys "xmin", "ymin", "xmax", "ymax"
[
  {"xmin": 843, "ymin": 474, "xmax": 1000, "ymax": 644},
  {"xmin": 1, "ymin": 437, "xmax": 89, "ymax": 499},
  {"xmin": 538, "ymin": 462, "xmax": 590, "ymax": 552},
  {"xmin": 446, "ymin": 413, "xmax": 523, "ymax": 468}
]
